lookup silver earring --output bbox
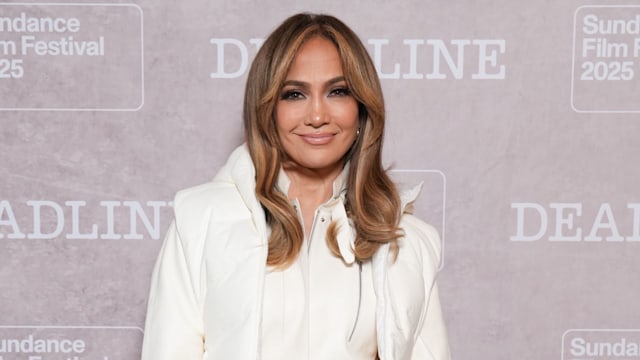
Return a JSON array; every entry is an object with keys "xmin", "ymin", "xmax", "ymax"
[{"xmin": 356, "ymin": 128, "xmax": 360, "ymax": 136}]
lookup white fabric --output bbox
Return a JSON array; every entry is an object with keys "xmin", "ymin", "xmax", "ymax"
[
  {"xmin": 141, "ymin": 144, "xmax": 451, "ymax": 360},
  {"xmin": 261, "ymin": 169, "xmax": 377, "ymax": 359}
]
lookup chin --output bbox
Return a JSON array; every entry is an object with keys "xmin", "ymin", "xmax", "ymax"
[{"xmin": 293, "ymin": 156, "xmax": 345, "ymax": 171}]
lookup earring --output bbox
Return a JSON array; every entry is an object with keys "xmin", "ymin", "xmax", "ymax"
[{"xmin": 356, "ymin": 128, "xmax": 360, "ymax": 136}]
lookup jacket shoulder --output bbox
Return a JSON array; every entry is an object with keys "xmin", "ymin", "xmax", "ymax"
[
  {"xmin": 172, "ymin": 181, "xmax": 249, "ymax": 244},
  {"xmin": 398, "ymin": 214, "xmax": 442, "ymax": 269},
  {"xmin": 174, "ymin": 181, "xmax": 234, "ymax": 213}
]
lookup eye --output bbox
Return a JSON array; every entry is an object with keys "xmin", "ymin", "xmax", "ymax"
[
  {"xmin": 329, "ymin": 87, "xmax": 351, "ymax": 97},
  {"xmin": 280, "ymin": 90, "xmax": 305, "ymax": 100}
]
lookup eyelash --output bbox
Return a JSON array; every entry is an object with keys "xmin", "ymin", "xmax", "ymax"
[
  {"xmin": 330, "ymin": 87, "xmax": 350, "ymax": 97},
  {"xmin": 281, "ymin": 90, "xmax": 304, "ymax": 100},
  {"xmin": 280, "ymin": 87, "xmax": 351, "ymax": 100}
]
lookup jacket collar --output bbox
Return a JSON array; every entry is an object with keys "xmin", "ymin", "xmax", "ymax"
[{"xmin": 213, "ymin": 144, "xmax": 267, "ymax": 239}]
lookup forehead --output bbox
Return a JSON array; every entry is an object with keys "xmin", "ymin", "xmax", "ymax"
[{"xmin": 285, "ymin": 36, "xmax": 343, "ymax": 79}]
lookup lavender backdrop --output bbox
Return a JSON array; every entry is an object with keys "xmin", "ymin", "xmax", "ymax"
[{"xmin": 1, "ymin": 1, "xmax": 639, "ymax": 359}]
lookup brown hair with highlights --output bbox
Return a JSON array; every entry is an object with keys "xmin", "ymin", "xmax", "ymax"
[{"xmin": 243, "ymin": 13, "xmax": 402, "ymax": 267}]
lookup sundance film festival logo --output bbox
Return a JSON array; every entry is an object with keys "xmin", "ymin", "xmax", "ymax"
[
  {"xmin": 571, "ymin": 5, "xmax": 640, "ymax": 112},
  {"xmin": 562, "ymin": 329, "xmax": 640, "ymax": 360},
  {"xmin": 0, "ymin": 3, "xmax": 143, "ymax": 111},
  {"xmin": 510, "ymin": 202, "xmax": 640, "ymax": 242},
  {"xmin": 209, "ymin": 37, "xmax": 506, "ymax": 80},
  {"xmin": 0, "ymin": 326, "xmax": 142, "ymax": 360}
]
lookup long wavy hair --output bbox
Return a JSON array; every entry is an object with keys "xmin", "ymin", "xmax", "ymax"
[{"xmin": 243, "ymin": 13, "xmax": 402, "ymax": 267}]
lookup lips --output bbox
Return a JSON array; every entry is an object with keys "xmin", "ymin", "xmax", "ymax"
[{"xmin": 299, "ymin": 132, "xmax": 335, "ymax": 145}]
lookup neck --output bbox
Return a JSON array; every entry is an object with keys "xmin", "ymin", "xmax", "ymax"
[
  {"xmin": 282, "ymin": 162, "xmax": 344, "ymax": 239},
  {"xmin": 284, "ymin": 163, "xmax": 342, "ymax": 199}
]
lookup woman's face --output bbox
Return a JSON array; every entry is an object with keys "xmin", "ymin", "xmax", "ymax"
[{"xmin": 276, "ymin": 36, "xmax": 359, "ymax": 175}]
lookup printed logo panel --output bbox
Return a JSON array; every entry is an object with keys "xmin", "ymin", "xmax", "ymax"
[
  {"xmin": 562, "ymin": 329, "xmax": 640, "ymax": 360},
  {"xmin": 0, "ymin": 3, "xmax": 143, "ymax": 111},
  {"xmin": 571, "ymin": 5, "xmax": 640, "ymax": 113},
  {"xmin": 0, "ymin": 326, "xmax": 142, "ymax": 359}
]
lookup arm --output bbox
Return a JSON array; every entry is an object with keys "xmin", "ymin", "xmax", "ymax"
[
  {"xmin": 414, "ymin": 281, "xmax": 451, "ymax": 360},
  {"xmin": 141, "ymin": 221, "xmax": 205, "ymax": 360},
  {"xmin": 405, "ymin": 216, "xmax": 451, "ymax": 360}
]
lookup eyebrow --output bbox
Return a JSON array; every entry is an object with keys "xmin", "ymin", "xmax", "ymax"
[{"xmin": 281, "ymin": 76, "xmax": 347, "ymax": 88}]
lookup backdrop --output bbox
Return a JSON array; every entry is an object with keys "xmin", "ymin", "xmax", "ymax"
[{"xmin": 1, "ymin": 1, "xmax": 639, "ymax": 359}]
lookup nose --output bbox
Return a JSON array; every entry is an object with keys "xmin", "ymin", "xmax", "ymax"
[{"xmin": 305, "ymin": 96, "xmax": 329, "ymax": 127}]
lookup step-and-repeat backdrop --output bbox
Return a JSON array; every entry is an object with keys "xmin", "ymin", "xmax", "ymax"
[{"xmin": 1, "ymin": 1, "xmax": 639, "ymax": 359}]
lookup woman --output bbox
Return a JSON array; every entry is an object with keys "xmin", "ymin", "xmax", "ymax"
[{"xmin": 142, "ymin": 13, "xmax": 450, "ymax": 360}]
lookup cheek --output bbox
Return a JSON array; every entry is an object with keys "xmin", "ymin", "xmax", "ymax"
[
  {"xmin": 275, "ymin": 104, "xmax": 295, "ymax": 134},
  {"xmin": 336, "ymin": 102, "xmax": 359, "ymax": 129}
]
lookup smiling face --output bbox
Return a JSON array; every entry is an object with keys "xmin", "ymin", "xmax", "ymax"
[{"xmin": 275, "ymin": 36, "xmax": 359, "ymax": 176}]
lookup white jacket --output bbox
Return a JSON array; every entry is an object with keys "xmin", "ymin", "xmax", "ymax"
[{"xmin": 141, "ymin": 145, "xmax": 451, "ymax": 360}]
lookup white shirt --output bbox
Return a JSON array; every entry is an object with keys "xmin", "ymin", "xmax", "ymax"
[{"xmin": 260, "ymin": 168, "xmax": 378, "ymax": 360}]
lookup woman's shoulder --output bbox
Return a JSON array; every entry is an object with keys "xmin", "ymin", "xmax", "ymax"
[
  {"xmin": 398, "ymin": 214, "xmax": 442, "ymax": 263},
  {"xmin": 173, "ymin": 180, "xmax": 238, "ymax": 216},
  {"xmin": 170, "ymin": 179, "xmax": 250, "ymax": 242},
  {"xmin": 173, "ymin": 144, "xmax": 255, "ymax": 219},
  {"xmin": 395, "ymin": 182, "xmax": 442, "ymax": 267}
]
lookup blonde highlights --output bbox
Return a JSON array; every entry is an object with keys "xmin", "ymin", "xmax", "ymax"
[{"xmin": 243, "ymin": 13, "xmax": 401, "ymax": 267}]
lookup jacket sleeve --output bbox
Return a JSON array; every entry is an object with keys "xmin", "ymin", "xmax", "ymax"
[
  {"xmin": 406, "ymin": 216, "xmax": 452, "ymax": 360},
  {"xmin": 415, "ymin": 282, "xmax": 451, "ymax": 360},
  {"xmin": 141, "ymin": 220, "xmax": 205, "ymax": 360}
]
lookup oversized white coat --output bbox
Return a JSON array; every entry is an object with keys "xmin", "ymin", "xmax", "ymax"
[{"xmin": 141, "ymin": 145, "xmax": 451, "ymax": 360}]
